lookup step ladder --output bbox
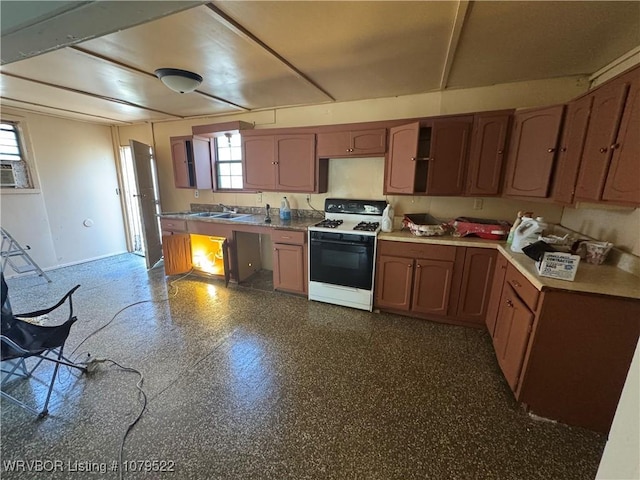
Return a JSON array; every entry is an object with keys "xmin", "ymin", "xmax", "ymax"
[{"xmin": 1, "ymin": 228, "xmax": 51, "ymax": 282}]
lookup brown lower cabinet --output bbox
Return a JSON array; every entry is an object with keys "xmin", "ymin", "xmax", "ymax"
[
  {"xmin": 487, "ymin": 256, "xmax": 640, "ymax": 433},
  {"xmin": 375, "ymin": 241, "xmax": 496, "ymax": 327},
  {"xmin": 272, "ymin": 229, "xmax": 307, "ymax": 295}
]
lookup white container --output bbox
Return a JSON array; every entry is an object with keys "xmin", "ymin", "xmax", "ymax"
[
  {"xmin": 280, "ymin": 196, "xmax": 291, "ymax": 221},
  {"xmin": 511, "ymin": 216, "xmax": 548, "ymax": 253},
  {"xmin": 381, "ymin": 204, "xmax": 394, "ymax": 232}
]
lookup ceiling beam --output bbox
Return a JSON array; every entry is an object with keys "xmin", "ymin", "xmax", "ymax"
[
  {"xmin": 1, "ymin": 97, "xmax": 133, "ymax": 125},
  {"xmin": 1, "ymin": 72, "xmax": 183, "ymax": 119},
  {"xmin": 439, "ymin": 0, "xmax": 471, "ymax": 90},
  {"xmin": 205, "ymin": 2, "xmax": 336, "ymax": 102},
  {"xmin": 1, "ymin": 1, "xmax": 208, "ymax": 65},
  {"xmin": 69, "ymin": 46, "xmax": 251, "ymax": 111}
]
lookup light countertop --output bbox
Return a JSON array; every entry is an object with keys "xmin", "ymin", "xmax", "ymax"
[{"xmin": 379, "ymin": 230, "xmax": 640, "ymax": 301}]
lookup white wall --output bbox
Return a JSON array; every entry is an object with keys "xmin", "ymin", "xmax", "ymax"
[
  {"xmin": 0, "ymin": 108, "xmax": 126, "ymax": 274},
  {"xmin": 596, "ymin": 339, "xmax": 640, "ymax": 480}
]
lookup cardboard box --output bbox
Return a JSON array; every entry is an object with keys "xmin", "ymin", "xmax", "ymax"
[{"xmin": 536, "ymin": 252, "xmax": 580, "ymax": 281}]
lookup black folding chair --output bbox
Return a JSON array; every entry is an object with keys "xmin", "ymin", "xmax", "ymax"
[{"xmin": 1, "ymin": 274, "xmax": 86, "ymax": 417}]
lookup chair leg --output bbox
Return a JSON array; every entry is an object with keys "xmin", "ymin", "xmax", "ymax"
[{"xmin": 40, "ymin": 349, "xmax": 65, "ymax": 417}]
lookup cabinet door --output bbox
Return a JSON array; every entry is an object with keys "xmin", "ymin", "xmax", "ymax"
[
  {"xmin": 316, "ymin": 131, "xmax": 351, "ymax": 157},
  {"xmin": 492, "ymin": 284, "xmax": 534, "ymax": 391},
  {"xmin": 456, "ymin": 248, "xmax": 497, "ymax": 325},
  {"xmin": 351, "ymin": 128, "xmax": 386, "ymax": 155},
  {"xmin": 466, "ymin": 113, "xmax": 511, "ymax": 196},
  {"xmin": 575, "ymin": 81, "xmax": 629, "ymax": 201},
  {"xmin": 411, "ymin": 259, "xmax": 454, "ymax": 316},
  {"xmin": 486, "ymin": 253, "xmax": 508, "ymax": 336},
  {"xmin": 275, "ymin": 134, "xmax": 316, "ymax": 192},
  {"xmin": 374, "ymin": 255, "xmax": 413, "ymax": 311},
  {"xmin": 427, "ymin": 118, "xmax": 472, "ymax": 196},
  {"xmin": 192, "ymin": 136, "xmax": 213, "ymax": 190},
  {"xmin": 551, "ymin": 96, "xmax": 593, "ymax": 204},
  {"xmin": 385, "ymin": 122, "xmax": 420, "ymax": 194},
  {"xmin": 242, "ymin": 135, "xmax": 276, "ymax": 190},
  {"xmin": 503, "ymin": 105, "xmax": 564, "ymax": 198},
  {"xmin": 273, "ymin": 243, "xmax": 305, "ymax": 294},
  {"xmin": 162, "ymin": 233, "xmax": 192, "ymax": 276},
  {"xmin": 171, "ymin": 137, "xmax": 194, "ymax": 188},
  {"xmin": 602, "ymin": 72, "xmax": 640, "ymax": 204}
]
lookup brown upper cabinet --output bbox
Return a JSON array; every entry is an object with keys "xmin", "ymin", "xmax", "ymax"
[
  {"xmin": 574, "ymin": 76, "xmax": 629, "ymax": 201},
  {"xmin": 551, "ymin": 95, "xmax": 593, "ymax": 204},
  {"xmin": 601, "ymin": 69, "xmax": 640, "ymax": 204},
  {"xmin": 503, "ymin": 105, "xmax": 565, "ymax": 198},
  {"xmin": 316, "ymin": 128, "xmax": 387, "ymax": 158},
  {"xmin": 170, "ymin": 135, "xmax": 213, "ymax": 189},
  {"xmin": 385, "ymin": 116, "xmax": 473, "ymax": 195},
  {"xmin": 242, "ymin": 133, "xmax": 325, "ymax": 193},
  {"xmin": 466, "ymin": 111, "xmax": 512, "ymax": 196}
]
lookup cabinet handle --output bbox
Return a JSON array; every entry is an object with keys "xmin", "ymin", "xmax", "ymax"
[
  {"xmin": 500, "ymin": 264, "xmax": 507, "ymax": 270},
  {"xmin": 416, "ymin": 264, "xmax": 421, "ymax": 268},
  {"xmin": 347, "ymin": 148, "xmax": 354, "ymax": 152},
  {"xmin": 560, "ymin": 147, "xmax": 567, "ymax": 152},
  {"xmin": 599, "ymin": 147, "xmax": 608, "ymax": 153},
  {"xmin": 547, "ymin": 148, "xmax": 556, "ymax": 153},
  {"xmin": 506, "ymin": 299, "xmax": 514, "ymax": 308},
  {"xmin": 610, "ymin": 143, "xmax": 620, "ymax": 150},
  {"xmin": 408, "ymin": 264, "xmax": 412, "ymax": 268},
  {"xmin": 410, "ymin": 157, "xmax": 416, "ymax": 161},
  {"xmin": 497, "ymin": 149, "xmax": 504, "ymax": 154},
  {"xmin": 512, "ymin": 280, "xmax": 521, "ymax": 287}
]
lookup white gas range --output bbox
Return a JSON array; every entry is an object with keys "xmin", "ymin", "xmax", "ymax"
[{"xmin": 308, "ymin": 198, "xmax": 387, "ymax": 311}]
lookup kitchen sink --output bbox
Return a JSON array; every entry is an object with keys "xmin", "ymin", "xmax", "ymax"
[
  {"xmin": 212, "ymin": 213, "xmax": 253, "ymax": 219},
  {"xmin": 188, "ymin": 212, "xmax": 219, "ymax": 217},
  {"xmin": 188, "ymin": 212, "xmax": 253, "ymax": 220}
]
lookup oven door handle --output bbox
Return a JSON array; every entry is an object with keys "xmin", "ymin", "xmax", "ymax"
[{"xmin": 310, "ymin": 238, "xmax": 369, "ymax": 248}]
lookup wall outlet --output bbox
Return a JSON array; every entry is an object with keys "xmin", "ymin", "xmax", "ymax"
[
  {"xmin": 257, "ymin": 192, "xmax": 263, "ymax": 204},
  {"xmin": 194, "ymin": 189, "xmax": 199, "ymax": 199},
  {"xmin": 473, "ymin": 198, "xmax": 483, "ymax": 210}
]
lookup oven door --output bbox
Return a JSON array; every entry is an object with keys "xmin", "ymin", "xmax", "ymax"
[{"xmin": 309, "ymin": 231, "xmax": 375, "ymax": 290}]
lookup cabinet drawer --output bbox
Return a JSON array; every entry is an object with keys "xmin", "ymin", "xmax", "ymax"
[
  {"xmin": 505, "ymin": 264, "xmax": 540, "ymax": 311},
  {"xmin": 377, "ymin": 240, "xmax": 456, "ymax": 261},
  {"xmin": 160, "ymin": 218, "xmax": 187, "ymax": 232},
  {"xmin": 272, "ymin": 229, "xmax": 305, "ymax": 245}
]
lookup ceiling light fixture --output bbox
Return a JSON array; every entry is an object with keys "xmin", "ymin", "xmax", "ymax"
[{"xmin": 154, "ymin": 68, "xmax": 203, "ymax": 94}]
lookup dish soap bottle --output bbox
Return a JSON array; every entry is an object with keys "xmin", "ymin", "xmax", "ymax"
[
  {"xmin": 280, "ymin": 196, "xmax": 291, "ymax": 221},
  {"xmin": 381, "ymin": 204, "xmax": 394, "ymax": 232}
]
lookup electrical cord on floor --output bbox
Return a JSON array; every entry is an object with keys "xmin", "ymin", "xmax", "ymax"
[
  {"xmin": 69, "ymin": 268, "xmax": 194, "ymax": 358},
  {"xmin": 80, "ymin": 355, "xmax": 146, "ymax": 480},
  {"xmin": 57, "ymin": 269, "xmax": 195, "ymax": 478}
]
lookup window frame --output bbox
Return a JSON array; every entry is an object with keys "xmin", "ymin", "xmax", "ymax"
[
  {"xmin": 212, "ymin": 132, "xmax": 244, "ymax": 191},
  {"xmin": 0, "ymin": 114, "xmax": 39, "ymax": 193}
]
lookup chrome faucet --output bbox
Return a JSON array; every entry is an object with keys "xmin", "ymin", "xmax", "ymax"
[{"xmin": 218, "ymin": 203, "xmax": 236, "ymax": 213}]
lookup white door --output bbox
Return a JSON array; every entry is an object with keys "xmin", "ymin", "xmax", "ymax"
[{"xmin": 129, "ymin": 140, "xmax": 163, "ymax": 269}]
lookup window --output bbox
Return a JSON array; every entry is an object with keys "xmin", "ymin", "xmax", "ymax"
[
  {"xmin": 0, "ymin": 121, "xmax": 32, "ymax": 188},
  {"xmin": 215, "ymin": 132, "xmax": 243, "ymax": 190}
]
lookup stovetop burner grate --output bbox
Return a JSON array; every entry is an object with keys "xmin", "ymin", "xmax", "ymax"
[
  {"xmin": 314, "ymin": 219, "xmax": 344, "ymax": 229},
  {"xmin": 354, "ymin": 221, "xmax": 380, "ymax": 232}
]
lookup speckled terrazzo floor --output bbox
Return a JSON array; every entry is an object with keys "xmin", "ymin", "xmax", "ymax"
[{"xmin": 1, "ymin": 254, "xmax": 606, "ymax": 479}]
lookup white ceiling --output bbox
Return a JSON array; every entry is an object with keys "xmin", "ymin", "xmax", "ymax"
[{"xmin": 1, "ymin": 1, "xmax": 639, "ymax": 125}]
